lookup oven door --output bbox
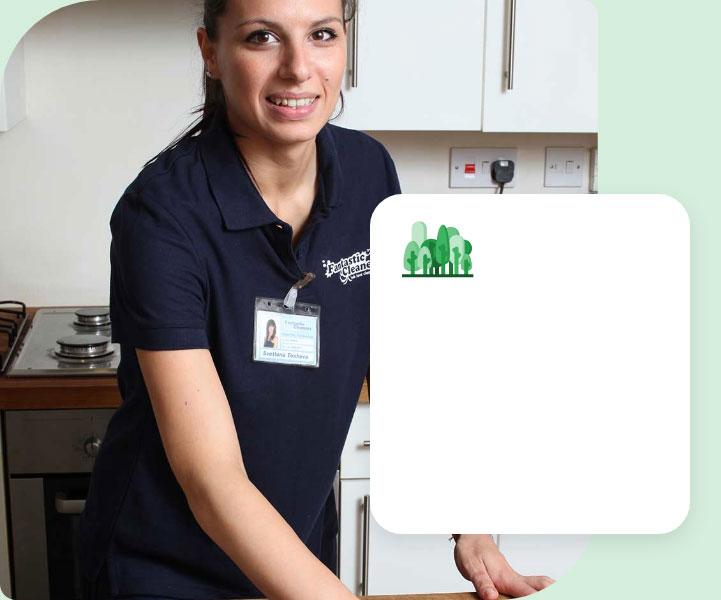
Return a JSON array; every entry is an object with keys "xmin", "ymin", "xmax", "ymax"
[
  {"xmin": 5, "ymin": 409, "xmax": 114, "ymax": 600},
  {"xmin": 10, "ymin": 474, "xmax": 89, "ymax": 600}
]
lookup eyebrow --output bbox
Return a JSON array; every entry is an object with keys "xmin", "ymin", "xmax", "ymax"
[{"xmin": 236, "ymin": 16, "xmax": 344, "ymax": 29}]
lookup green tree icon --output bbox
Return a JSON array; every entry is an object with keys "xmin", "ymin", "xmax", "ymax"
[
  {"xmin": 418, "ymin": 245, "xmax": 432, "ymax": 275},
  {"xmin": 449, "ymin": 233, "xmax": 465, "ymax": 275},
  {"xmin": 403, "ymin": 241, "xmax": 420, "ymax": 275},
  {"xmin": 412, "ymin": 221, "xmax": 427, "ymax": 246},
  {"xmin": 435, "ymin": 225, "xmax": 450, "ymax": 275},
  {"xmin": 402, "ymin": 221, "xmax": 473, "ymax": 277},
  {"xmin": 422, "ymin": 238, "xmax": 439, "ymax": 275},
  {"xmin": 461, "ymin": 253, "xmax": 472, "ymax": 275}
]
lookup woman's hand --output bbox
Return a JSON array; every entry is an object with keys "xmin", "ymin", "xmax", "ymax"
[{"xmin": 452, "ymin": 534, "xmax": 555, "ymax": 599}]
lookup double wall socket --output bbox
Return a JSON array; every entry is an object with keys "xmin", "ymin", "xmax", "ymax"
[{"xmin": 449, "ymin": 147, "xmax": 518, "ymax": 188}]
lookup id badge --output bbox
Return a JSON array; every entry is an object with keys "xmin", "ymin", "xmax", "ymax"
[{"xmin": 253, "ymin": 297, "xmax": 321, "ymax": 368}]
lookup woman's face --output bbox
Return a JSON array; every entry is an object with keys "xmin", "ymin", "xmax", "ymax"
[
  {"xmin": 268, "ymin": 323, "xmax": 275, "ymax": 337},
  {"xmin": 200, "ymin": 0, "xmax": 347, "ymax": 145}
]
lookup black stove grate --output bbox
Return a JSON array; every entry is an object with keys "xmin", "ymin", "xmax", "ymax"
[{"xmin": 0, "ymin": 300, "xmax": 29, "ymax": 374}]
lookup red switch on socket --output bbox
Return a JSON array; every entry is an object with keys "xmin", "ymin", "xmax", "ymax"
[{"xmin": 464, "ymin": 163, "xmax": 476, "ymax": 174}]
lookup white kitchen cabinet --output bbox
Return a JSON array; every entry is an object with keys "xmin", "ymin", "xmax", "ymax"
[
  {"xmin": 338, "ymin": 404, "xmax": 591, "ymax": 593},
  {"xmin": 333, "ymin": 0, "xmax": 485, "ymax": 131},
  {"xmin": 482, "ymin": 0, "xmax": 597, "ymax": 132},
  {"xmin": 339, "ymin": 478, "xmax": 475, "ymax": 595},
  {"xmin": 497, "ymin": 534, "xmax": 591, "ymax": 581},
  {"xmin": 0, "ymin": 40, "xmax": 27, "ymax": 132},
  {"xmin": 340, "ymin": 401, "xmax": 370, "ymax": 479}
]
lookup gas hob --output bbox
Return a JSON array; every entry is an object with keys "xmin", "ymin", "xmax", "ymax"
[{"xmin": 5, "ymin": 307, "xmax": 121, "ymax": 377}]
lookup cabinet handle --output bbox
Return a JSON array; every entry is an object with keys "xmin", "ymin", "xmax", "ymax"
[
  {"xmin": 506, "ymin": 0, "xmax": 518, "ymax": 91},
  {"xmin": 55, "ymin": 493, "xmax": 86, "ymax": 515},
  {"xmin": 361, "ymin": 440, "xmax": 370, "ymax": 448},
  {"xmin": 351, "ymin": 3, "xmax": 360, "ymax": 88},
  {"xmin": 360, "ymin": 494, "xmax": 370, "ymax": 595}
]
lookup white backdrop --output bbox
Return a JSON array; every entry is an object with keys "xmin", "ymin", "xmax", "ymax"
[{"xmin": 370, "ymin": 194, "xmax": 689, "ymax": 534}]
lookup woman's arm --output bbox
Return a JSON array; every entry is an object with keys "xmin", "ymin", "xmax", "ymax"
[{"xmin": 137, "ymin": 348, "xmax": 356, "ymax": 600}]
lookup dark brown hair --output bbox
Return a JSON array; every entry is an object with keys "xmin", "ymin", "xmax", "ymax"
[{"xmin": 148, "ymin": 0, "xmax": 355, "ymax": 164}]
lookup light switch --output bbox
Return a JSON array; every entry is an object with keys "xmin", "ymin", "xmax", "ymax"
[{"xmin": 544, "ymin": 147, "xmax": 586, "ymax": 188}]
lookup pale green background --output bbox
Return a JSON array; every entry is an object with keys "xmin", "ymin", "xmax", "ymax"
[{"xmin": 1, "ymin": 1, "xmax": 715, "ymax": 598}]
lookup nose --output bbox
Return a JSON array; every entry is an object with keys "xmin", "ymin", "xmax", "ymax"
[{"xmin": 278, "ymin": 38, "xmax": 312, "ymax": 82}]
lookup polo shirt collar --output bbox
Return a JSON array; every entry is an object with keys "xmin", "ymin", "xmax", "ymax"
[{"xmin": 199, "ymin": 110, "xmax": 344, "ymax": 231}]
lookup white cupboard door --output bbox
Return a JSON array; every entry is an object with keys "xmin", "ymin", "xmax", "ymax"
[
  {"xmin": 482, "ymin": 0, "xmax": 597, "ymax": 132},
  {"xmin": 340, "ymin": 402, "xmax": 370, "ymax": 479},
  {"xmin": 497, "ymin": 534, "xmax": 591, "ymax": 581},
  {"xmin": 339, "ymin": 479, "xmax": 474, "ymax": 595},
  {"xmin": 333, "ymin": 0, "xmax": 485, "ymax": 131}
]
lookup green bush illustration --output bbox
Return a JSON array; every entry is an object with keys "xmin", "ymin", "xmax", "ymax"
[
  {"xmin": 402, "ymin": 222, "xmax": 473, "ymax": 277},
  {"xmin": 461, "ymin": 253, "xmax": 472, "ymax": 275},
  {"xmin": 418, "ymin": 245, "xmax": 432, "ymax": 275},
  {"xmin": 403, "ymin": 241, "xmax": 420, "ymax": 275},
  {"xmin": 435, "ymin": 225, "xmax": 450, "ymax": 275},
  {"xmin": 412, "ymin": 221, "xmax": 427, "ymax": 246},
  {"xmin": 421, "ymin": 238, "xmax": 438, "ymax": 274}
]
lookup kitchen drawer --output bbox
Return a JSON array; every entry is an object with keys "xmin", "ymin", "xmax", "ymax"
[
  {"xmin": 340, "ymin": 402, "xmax": 370, "ymax": 479},
  {"xmin": 5, "ymin": 409, "xmax": 114, "ymax": 474}
]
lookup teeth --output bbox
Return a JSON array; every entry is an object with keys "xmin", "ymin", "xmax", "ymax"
[{"xmin": 269, "ymin": 96, "xmax": 316, "ymax": 108}]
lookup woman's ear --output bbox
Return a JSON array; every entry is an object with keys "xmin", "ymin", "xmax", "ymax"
[{"xmin": 197, "ymin": 27, "xmax": 218, "ymax": 76}]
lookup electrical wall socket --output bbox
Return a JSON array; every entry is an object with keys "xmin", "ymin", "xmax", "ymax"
[
  {"xmin": 450, "ymin": 147, "xmax": 518, "ymax": 188},
  {"xmin": 544, "ymin": 147, "xmax": 586, "ymax": 188}
]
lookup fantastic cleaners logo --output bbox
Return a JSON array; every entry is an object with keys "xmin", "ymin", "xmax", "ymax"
[{"xmin": 322, "ymin": 249, "xmax": 371, "ymax": 285}]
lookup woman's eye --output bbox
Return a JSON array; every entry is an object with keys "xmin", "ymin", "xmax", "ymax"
[
  {"xmin": 310, "ymin": 28, "xmax": 338, "ymax": 42},
  {"xmin": 246, "ymin": 30, "xmax": 279, "ymax": 45}
]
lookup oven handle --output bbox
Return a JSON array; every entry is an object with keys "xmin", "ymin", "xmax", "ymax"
[{"xmin": 55, "ymin": 492, "xmax": 86, "ymax": 515}]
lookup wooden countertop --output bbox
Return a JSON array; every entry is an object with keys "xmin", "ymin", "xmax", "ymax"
[{"xmin": 0, "ymin": 307, "xmax": 369, "ymax": 409}]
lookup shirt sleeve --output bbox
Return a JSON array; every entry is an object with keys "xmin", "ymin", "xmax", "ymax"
[
  {"xmin": 109, "ymin": 190, "xmax": 209, "ymax": 350},
  {"xmin": 381, "ymin": 145, "xmax": 402, "ymax": 196}
]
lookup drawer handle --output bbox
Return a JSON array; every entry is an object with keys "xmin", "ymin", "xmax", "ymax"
[
  {"xmin": 361, "ymin": 440, "xmax": 370, "ymax": 448},
  {"xmin": 55, "ymin": 493, "xmax": 86, "ymax": 515},
  {"xmin": 361, "ymin": 494, "xmax": 370, "ymax": 595}
]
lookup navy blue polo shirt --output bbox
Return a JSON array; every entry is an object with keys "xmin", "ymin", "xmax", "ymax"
[{"xmin": 77, "ymin": 111, "xmax": 400, "ymax": 599}]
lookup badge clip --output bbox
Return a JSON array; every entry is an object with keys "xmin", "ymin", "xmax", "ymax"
[{"xmin": 283, "ymin": 272, "xmax": 315, "ymax": 310}]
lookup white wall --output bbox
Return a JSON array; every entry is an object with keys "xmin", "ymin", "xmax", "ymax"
[{"xmin": 0, "ymin": 0, "xmax": 597, "ymax": 306}]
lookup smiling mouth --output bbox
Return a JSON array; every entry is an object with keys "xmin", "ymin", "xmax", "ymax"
[{"xmin": 266, "ymin": 95, "xmax": 320, "ymax": 108}]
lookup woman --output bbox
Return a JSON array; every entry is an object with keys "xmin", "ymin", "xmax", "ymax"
[
  {"xmin": 78, "ymin": 0, "xmax": 553, "ymax": 599},
  {"xmin": 264, "ymin": 319, "xmax": 279, "ymax": 348}
]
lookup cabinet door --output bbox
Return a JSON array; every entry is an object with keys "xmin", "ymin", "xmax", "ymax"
[
  {"xmin": 497, "ymin": 534, "xmax": 591, "ymax": 581},
  {"xmin": 482, "ymin": 0, "xmax": 597, "ymax": 132},
  {"xmin": 339, "ymin": 479, "xmax": 474, "ymax": 595},
  {"xmin": 340, "ymin": 402, "xmax": 369, "ymax": 479},
  {"xmin": 333, "ymin": 0, "xmax": 485, "ymax": 131}
]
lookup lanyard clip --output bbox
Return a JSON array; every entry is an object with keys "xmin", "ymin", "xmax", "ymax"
[{"xmin": 283, "ymin": 272, "xmax": 315, "ymax": 310}]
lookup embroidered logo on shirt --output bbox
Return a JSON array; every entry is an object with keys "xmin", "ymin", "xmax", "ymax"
[{"xmin": 322, "ymin": 249, "xmax": 371, "ymax": 285}]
